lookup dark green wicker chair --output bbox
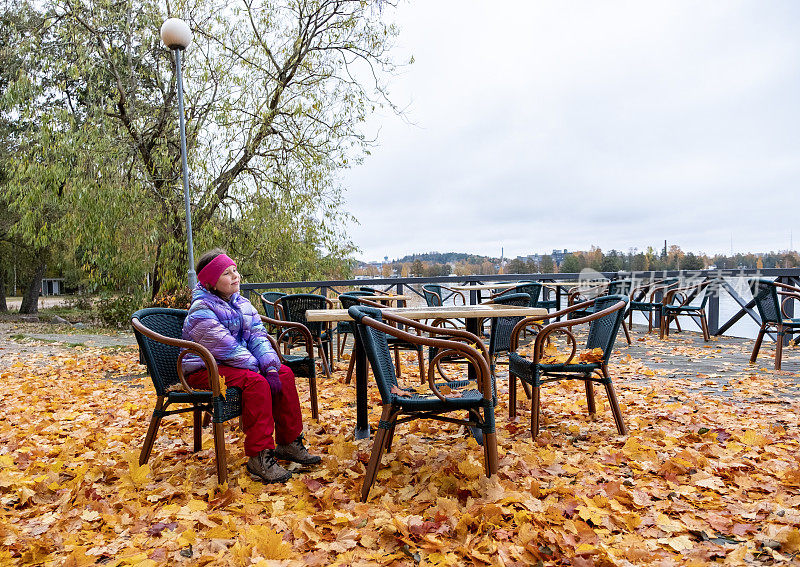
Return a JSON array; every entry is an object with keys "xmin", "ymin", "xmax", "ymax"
[
  {"xmin": 508, "ymin": 295, "xmax": 629, "ymax": 439},
  {"xmin": 627, "ymin": 278, "xmax": 680, "ymax": 333},
  {"xmin": 260, "ymin": 291, "xmax": 287, "ymax": 319},
  {"xmin": 275, "ymin": 293, "xmax": 334, "ymax": 379},
  {"xmin": 421, "ymin": 283, "xmax": 466, "ymax": 307},
  {"xmin": 486, "ymin": 292, "xmax": 532, "ymax": 376},
  {"xmin": 338, "ymin": 293, "xmax": 426, "ymax": 383},
  {"xmin": 132, "ymin": 308, "xmax": 238, "ymax": 484},
  {"xmin": 132, "ymin": 308, "xmax": 319, "ymax": 485},
  {"xmin": 348, "ymin": 305, "xmax": 497, "ymax": 502},
  {"xmin": 749, "ymin": 279, "xmax": 800, "ymax": 370},
  {"xmin": 491, "ymin": 282, "xmax": 542, "ymax": 306},
  {"xmin": 336, "ymin": 291, "xmax": 373, "ymax": 361},
  {"xmin": 537, "ymin": 284, "xmax": 558, "ymax": 311},
  {"xmin": 659, "ymin": 280, "xmax": 715, "ymax": 342},
  {"xmin": 567, "ymin": 282, "xmax": 632, "ymax": 345}
]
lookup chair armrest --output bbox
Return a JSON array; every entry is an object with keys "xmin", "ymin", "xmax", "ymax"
[
  {"xmin": 132, "ymin": 317, "xmax": 223, "ymax": 397},
  {"xmin": 779, "ymin": 292, "xmax": 800, "ymax": 319},
  {"xmin": 259, "ymin": 315, "xmax": 314, "ymax": 360},
  {"xmin": 439, "ymin": 285, "xmax": 467, "ymax": 305}
]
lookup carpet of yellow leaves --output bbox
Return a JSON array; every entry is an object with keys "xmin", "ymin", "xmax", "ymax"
[{"xmin": 1, "ymin": 336, "xmax": 799, "ymax": 566}]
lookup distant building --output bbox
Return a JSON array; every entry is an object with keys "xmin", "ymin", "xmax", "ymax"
[
  {"xmin": 41, "ymin": 278, "xmax": 65, "ymax": 296},
  {"xmin": 551, "ymin": 249, "xmax": 569, "ymax": 265}
]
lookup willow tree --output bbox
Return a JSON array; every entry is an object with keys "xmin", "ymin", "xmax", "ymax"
[
  {"xmin": 67, "ymin": 0, "xmax": 398, "ymax": 294},
  {"xmin": 3, "ymin": 0, "xmax": 399, "ymax": 299}
]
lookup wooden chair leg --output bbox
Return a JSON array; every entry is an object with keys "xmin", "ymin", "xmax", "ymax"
[
  {"xmin": 751, "ymin": 326, "xmax": 766, "ymax": 363},
  {"xmin": 603, "ymin": 369, "xmax": 627, "ymax": 435},
  {"xmin": 483, "ymin": 431, "xmax": 498, "ymax": 476},
  {"xmin": 345, "ymin": 349, "xmax": 356, "ymax": 384},
  {"xmin": 621, "ymin": 320, "xmax": 632, "ymax": 345},
  {"xmin": 212, "ymin": 422, "xmax": 228, "ymax": 485},
  {"xmin": 585, "ymin": 378, "xmax": 596, "ymax": 416},
  {"xmin": 416, "ymin": 347, "xmax": 425, "ymax": 385},
  {"xmin": 361, "ymin": 406, "xmax": 394, "ymax": 502},
  {"xmin": 700, "ymin": 312, "xmax": 710, "ymax": 342},
  {"xmin": 139, "ymin": 398, "xmax": 165, "ymax": 466},
  {"xmin": 308, "ymin": 373, "xmax": 319, "ymax": 420},
  {"xmin": 775, "ymin": 327, "xmax": 784, "ymax": 370},
  {"xmin": 509, "ymin": 373, "xmax": 517, "ymax": 419},
  {"xmin": 394, "ymin": 347, "xmax": 402, "ymax": 379},
  {"xmin": 317, "ymin": 339, "xmax": 332, "ymax": 379},
  {"xmin": 193, "ymin": 408, "xmax": 202, "ymax": 452},
  {"xmin": 531, "ymin": 385, "xmax": 541, "ymax": 439}
]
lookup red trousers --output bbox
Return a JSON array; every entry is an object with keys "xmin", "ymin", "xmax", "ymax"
[{"xmin": 186, "ymin": 364, "xmax": 303, "ymax": 456}]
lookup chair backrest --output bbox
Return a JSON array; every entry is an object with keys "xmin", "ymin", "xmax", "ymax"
[
  {"xmin": 275, "ymin": 293, "xmax": 330, "ymax": 337},
  {"xmin": 348, "ymin": 305, "xmax": 398, "ymax": 404},
  {"xmin": 512, "ymin": 282, "xmax": 542, "ymax": 307},
  {"xmin": 339, "ymin": 291, "xmax": 374, "ymax": 309},
  {"xmin": 585, "ymin": 295, "xmax": 628, "ymax": 364},
  {"xmin": 260, "ymin": 291, "xmax": 287, "ymax": 319},
  {"xmin": 422, "ymin": 284, "xmax": 443, "ymax": 307},
  {"xmin": 750, "ymin": 279, "xmax": 781, "ymax": 324},
  {"xmin": 607, "ymin": 279, "xmax": 634, "ymax": 296},
  {"xmin": 489, "ymin": 293, "xmax": 531, "ymax": 356},
  {"xmin": 131, "ymin": 308, "xmax": 187, "ymax": 397}
]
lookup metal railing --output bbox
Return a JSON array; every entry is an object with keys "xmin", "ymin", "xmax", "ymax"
[{"xmin": 241, "ymin": 268, "xmax": 800, "ymax": 342}]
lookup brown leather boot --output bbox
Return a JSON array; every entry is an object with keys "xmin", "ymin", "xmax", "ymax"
[
  {"xmin": 247, "ymin": 449, "xmax": 292, "ymax": 483},
  {"xmin": 274, "ymin": 435, "xmax": 322, "ymax": 466}
]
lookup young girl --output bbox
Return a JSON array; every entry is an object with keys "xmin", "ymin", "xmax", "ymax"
[{"xmin": 182, "ymin": 249, "xmax": 320, "ymax": 483}]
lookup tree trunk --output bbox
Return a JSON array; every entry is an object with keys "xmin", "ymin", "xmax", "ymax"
[
  {"xmin": 0, "ymin": 269, "xmax": 6, "ymax": 312},
  {"xmin": 0, "ymin": 249, "xmax": 6, "ymax": 312},
  {"xmin": 19, "ymin": 253, "xmax": 47, "ymax": 314}
]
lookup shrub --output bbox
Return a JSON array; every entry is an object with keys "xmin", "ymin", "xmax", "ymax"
[
  {"xmin": 148, "ymin": 287, "xmax": 192, "ymax": 310},
  {"xmin": 97, "ymin": 293, "xmax": 145, "ymax": 328}
]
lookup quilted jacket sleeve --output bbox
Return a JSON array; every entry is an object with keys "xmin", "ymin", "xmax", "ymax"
[
  {"xmin": 184, "ymin": 303, "xmax": 260, "ymax": 372},
  {"xmin": 243, "ymin": 304, "xmax": 281, "ymax": 374}
]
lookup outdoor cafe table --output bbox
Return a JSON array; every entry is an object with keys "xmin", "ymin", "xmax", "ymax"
[{"xmin": 306, "ymin": 303, "xmax": 547, "ymax": 439}]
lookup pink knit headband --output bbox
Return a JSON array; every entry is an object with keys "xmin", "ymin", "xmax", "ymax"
[{"xmin": 198, "ymin": 254, "xmax": 236, "ymax": 288}]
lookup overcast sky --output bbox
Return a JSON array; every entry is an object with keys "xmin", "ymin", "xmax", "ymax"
[{"xmin": 341, "ymin": 1, "xmax": 800, "ymax": 262}]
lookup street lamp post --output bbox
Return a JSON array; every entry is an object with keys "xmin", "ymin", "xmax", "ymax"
[{"xmin": 160, "ymin": 17, "xmax": 197, "ymax": 288}]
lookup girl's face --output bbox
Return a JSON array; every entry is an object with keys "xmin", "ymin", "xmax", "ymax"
[{"xmin": 214, "ymin": 264, "xmax": 240, "ymax": 299}]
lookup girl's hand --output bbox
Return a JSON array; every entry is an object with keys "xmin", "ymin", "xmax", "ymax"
[{"xmin": 264, "ymin": 369, "xmax": 282, "ymax": 396}]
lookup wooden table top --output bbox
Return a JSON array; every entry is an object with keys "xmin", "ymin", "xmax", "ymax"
[{"xmin": 306, "ymin": 304, "xmax": 548, "ymax": 323}]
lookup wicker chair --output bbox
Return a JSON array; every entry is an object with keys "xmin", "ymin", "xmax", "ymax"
[
  {"xmin": 749, "ymin": 279, "xmax": 800, "ymax": 370},
  {"xmin": 348, "ymin": 305, "xmax": 497, "ymax": 502},
  {"xmin": 274, "ymin": 293, "xmax": 334, "ymax": 379},
  {"xmin": 627, "ymin": 278, "xmax": 680, "ymax": 333},
  {"xmin": 490, "ymin": 282, "xmax": 542, "ymax": 305},
  {"xmin": 508, "ymin": 295, "xmax": 629, "ymax": 439},
  {"xmin": 260, "ymin": 291, "xmax": 287, "ymax": 319},
  {"xmin": 537, "ymin": 284, "xmax": 559, "ymax": 311},
  {"xmin": 131, "ymin": 308, "xmax": 317, "ymax": 484},
  {"xmin": 485, "ymin": 292, "xmax": 532, "ymax": 376},
  {"xmin": 568, "ymin": 283, "xmax": 632, "ymax": 345},
  {"xmin": 659, "ymin": 280, "xmax": 715, "ymax": 342},
  {"xmin": 421, "ymin": 283, "xmax": 466, "ymax": 307},
  {"xmin": 259, "ymin": 291, "xmax": 287, "ymax": 334},
  {"xmin": 336, "ymin": 291, "xmax": 373, "ymax": 360}
]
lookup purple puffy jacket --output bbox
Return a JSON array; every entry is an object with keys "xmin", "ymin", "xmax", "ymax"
[{"xmin": 181, "ymin": 284, "xmax": 280, "ymax": 375}]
